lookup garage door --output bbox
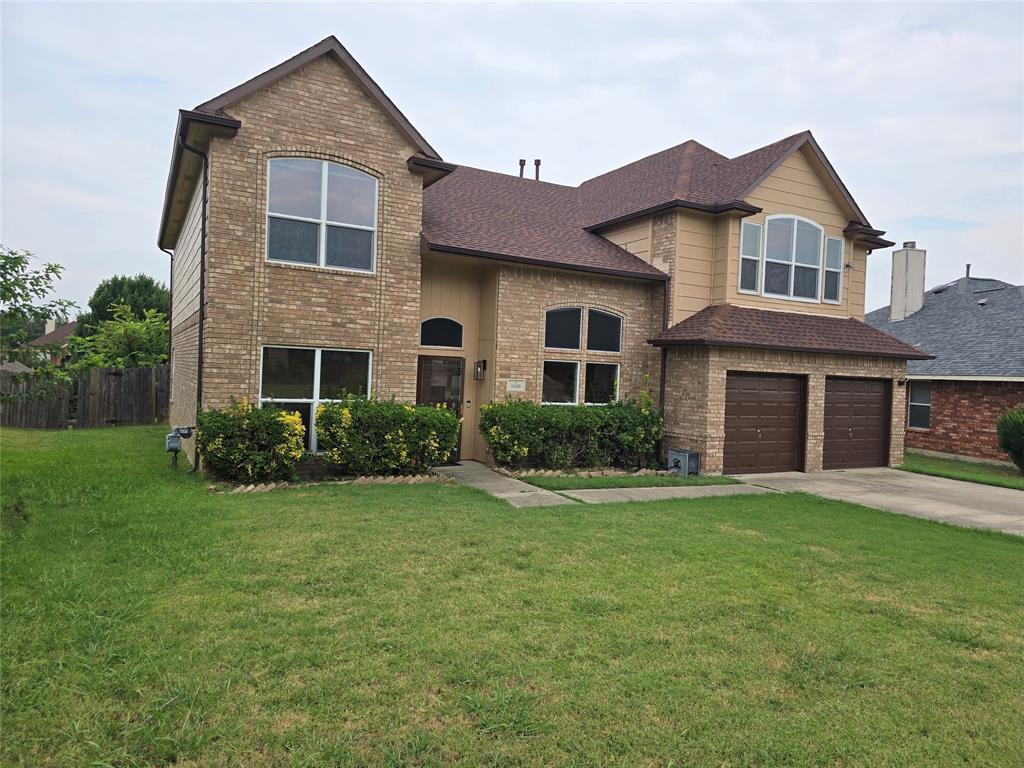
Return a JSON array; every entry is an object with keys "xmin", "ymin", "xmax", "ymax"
[
  {"xmin": 823, "ymin": 377, "xmax": 890, "ymax": 470},
  {"xmin": 724, "ymin": 373, "xmax": 805, "ymax": 474}
]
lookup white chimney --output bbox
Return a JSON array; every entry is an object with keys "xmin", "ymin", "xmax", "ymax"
[
  {"xmin": 890, "ymin": 241, "xmax": 926, "ymax": 321},
  {"xmin": 44, "ymin": 318, "xmax": 56, "ymax": 335}
]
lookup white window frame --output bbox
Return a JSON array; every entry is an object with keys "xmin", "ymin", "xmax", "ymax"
[
  {"xmin": 258, "ymin": 345, "xmax": 373, "ymax": 452},
  {"xmin": 761, "ymin": 214, "xmax": 823, "ymax": 303},
  {"xmin": 823, "ymin": 237, "xmax": 844, "ymax": 304},
  {"xmin": 738, "ymin": 220, "xmax": 762, "ymax": 295},
  {"xmin": 584, "ymin": 362, "xmax": 620, "ymax": 406},
  {"xmin": 907, "ymin": 380, "xmax": 931, "ymax": 431},
  {"xmin": 419, "ymin": 316, "xmax": 464, "ymax": 350},
  {"xmin": 585, "ymin": 308, "xmax": 623, "ymax": 354},
  {"xmin": 541, "ymin": 359, "xmax": 580, "ymax": 405},
  {"xmin": 265, "ymin": 158, "xmax": 378, "ymax": 274},
  {"xmin": 544, "ymin": 307, "xmax": 584, "ymax": 351}
]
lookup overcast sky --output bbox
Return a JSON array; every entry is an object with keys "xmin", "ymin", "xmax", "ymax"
[{"xmin": 2, "ymin": 2, "xmax": 1021, "ymax": 312}]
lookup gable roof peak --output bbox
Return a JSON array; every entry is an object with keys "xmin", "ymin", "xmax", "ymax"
[{"xmin": 193, "ymin": 35, "xmax": 440, "ymax": 159}]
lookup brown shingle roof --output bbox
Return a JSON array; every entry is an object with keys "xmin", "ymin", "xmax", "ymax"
[
  {"xmin": 424, "ymin": 131, "xmax": 886, "ymax": 279},
  {"xmin": 422, "ymin": 167, "xmax": 668, "ymax": 280},
  {"xmin": 27, "ymin": 321, "xmax": 77, "ymax": 347},
  {"xmin": 649, "ymin": 304, "xmax": 932, "ymax": 359}
]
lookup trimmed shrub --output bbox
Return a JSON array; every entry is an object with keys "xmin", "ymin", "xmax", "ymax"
[
  {"xmin": 479, "ymin": 395, "xmax": 663, "ymax": 469},
  {"xmin": 196, "ymin": 399, "xmax": 305, "ymax": 483},
  {"xmin": 996, "ymin": 406, "xmax": 1024, "ymax": 474},
  {"xmin": 316, "ymin": 397, "xmax": 460, "ymax": 476}
]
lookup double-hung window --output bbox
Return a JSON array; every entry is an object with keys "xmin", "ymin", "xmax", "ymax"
[
  {"xmin": 823, "ymin": 237, "xmax": 844, "ymax": 303},
  {"xmin": 739, "ymin": 220, "xmax": 762, "ymax": 293},
  {"xmin": 266, "ymin": 158, "xmax": 377, "ymax": 272},
  {"xmin": 908, "ymin": 380, "xmax": 931, "ymax": 429},
  {"xmin": 260, "ymin": 346, "xmax": 372, "ymax": 451}
]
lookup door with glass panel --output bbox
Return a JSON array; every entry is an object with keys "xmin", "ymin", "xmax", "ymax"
[{"xmin": 416, "ymin": 356, "xmax": 464, "ymax": 462}]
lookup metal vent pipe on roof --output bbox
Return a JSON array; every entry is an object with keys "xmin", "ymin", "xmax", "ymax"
[
  {"xmin": 518, "ymin": 159, "xmax": 525, "ymax": 178},
  {"xmin": 534, "ymin": 158, "xmax": 541, "ymax": 180}
]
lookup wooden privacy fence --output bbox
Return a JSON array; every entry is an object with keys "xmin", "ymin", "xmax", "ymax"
[
  {"xmin": 0, "ymin": 364, "xmax": 169, "ymax": 429},
  {"xmin": 0, "ymin": 373, "xmax": 73, "ymax": 429}
]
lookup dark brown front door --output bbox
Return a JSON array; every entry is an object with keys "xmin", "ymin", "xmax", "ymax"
[
  {"xmin": 724, "ymin": 373, "xmax": 805, "ymax": 474},
  {"xmin": 823, "ymin": 377, "xmax": 890, "ymax": 470},
  {"xmin": 416, "ymin": 355, "xmax": 464, "ymax": 462}
]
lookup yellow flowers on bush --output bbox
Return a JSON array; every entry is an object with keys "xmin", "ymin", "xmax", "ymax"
[
  {"xmin": 196, "ymin": 398, "xmax": 306, "ymax": 483},
  {"xmin": 316, "ymin": 396, "xmax": 459, "ymax": 475}
]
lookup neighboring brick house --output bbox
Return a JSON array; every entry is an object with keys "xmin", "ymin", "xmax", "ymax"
[
  {"xmin": 158, "ymin": 36, "xmax": 929, "ymax": 473},
  {"xmin": 866, "ymin": 247, "xmax": 1024, "ymax": 463},
  {"xmin": 26, "ymin": 320, "xmax": 77, "ymax": 365}
]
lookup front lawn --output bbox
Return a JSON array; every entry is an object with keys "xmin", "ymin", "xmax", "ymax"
[
  {"xmin": 3, "ymin": 426, "xmax": 1023, "ymax": 766},
  {"xmin": 900, "ymin": 451, "xmax": 1024, "ymax": 491},
  {"xmin": 521, "ymin": 472, "xmax": 739, "ymax": 491}
]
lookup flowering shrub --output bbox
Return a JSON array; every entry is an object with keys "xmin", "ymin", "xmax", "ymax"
[
  {"xmin": 479, "ymin": 393, "xmax": 663, "ymax": 469},
  {"xmin": 196, "ymin": 399, "xmax": 305, "ymax": 483},
  {"xmin": 316, "ymin": 397, "xmax": 460, "ymax": 475}
]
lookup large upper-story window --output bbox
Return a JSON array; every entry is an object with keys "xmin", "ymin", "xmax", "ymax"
[
  {"xmin": 739, "ymin": 215, "xmax": 844, "ymax": 303},
  {"xmin": 266, "ymin": 158, "xmax": 377, "ymax": 272}
]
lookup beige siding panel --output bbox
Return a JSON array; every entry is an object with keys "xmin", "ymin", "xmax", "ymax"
[
  {"xmin": 672, "ymin": 211, "xmax": 716, "ymax": 322},
  {"xmin": 602, "ymin": 219, "xmax": 652, "ymax": 264},
  {"xmin": 171, "ymin": 181, "xmax": 203, "ymax": 330}
]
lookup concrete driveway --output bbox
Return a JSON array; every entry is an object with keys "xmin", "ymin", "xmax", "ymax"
[{"xmin": 736, "ymin": 467, "xmax": 1024, "ymax": 536}]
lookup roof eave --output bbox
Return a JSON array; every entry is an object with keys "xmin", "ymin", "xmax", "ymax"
[
  {"xmin": 407, "ymin": 155, "xmax": 457, "ymax": 188},
  {"xmin": 647, "ymin": 337, "xmax": 934, "ymax": 359},
  {"xmin": 157, "ymin": 110, "xmax": 241, "ymax": 251},
  {"xmin": 424, "ymin": 240, "xmax": 669, "ymax": 282},
  {"xmin": 585, "ymin": 199, "xmax": 761, "ymax": 233}
]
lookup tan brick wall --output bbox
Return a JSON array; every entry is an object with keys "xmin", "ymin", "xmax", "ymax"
[
  {"xmin": 492, "ymin": 264, "xmax": 664, "ymax": 406},
  {"xmin": 198, "ymin": 54, "xmax": 423, "ymax": 413},
  {"xmin": 664, "ymin": 346, "xmax": 907, "ymax": 473}
]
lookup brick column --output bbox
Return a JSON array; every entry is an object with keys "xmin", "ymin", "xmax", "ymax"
[{"xmin": 804, "ymin": 373, "xmax": 825, "ymax": 471}]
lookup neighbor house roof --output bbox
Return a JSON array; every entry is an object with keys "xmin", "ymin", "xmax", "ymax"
[
  {"xmin": 649, "ymin": 304, "xmax": 932, "ymax": 359},
  {"xmin": 422, "ymin": 167, "xmax": 667, "ymax": 280},
  {"xmin": 27, "ymin": 321, "xmax": 77, "ymax": 347},
  {"xmin": 865, "ymin": 277, "xmax": 1024, "ymax": 378}
]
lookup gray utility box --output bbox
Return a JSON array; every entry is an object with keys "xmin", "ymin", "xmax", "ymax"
[{"xmin": 667, "ymin": 448, "xmax": 700, "ymax": 476}]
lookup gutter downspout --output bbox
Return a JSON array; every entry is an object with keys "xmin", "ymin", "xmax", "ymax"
[
  {"xmin": 177, "ymin": 134, "xmax": 209, "ymax": 473},
  {"xmin": 658, "ymin": 282, "xmax": 669, "ymax": 412},
  {"xmin": 160, "ymin": 246, "xmax": 174, "ymax": 383}
]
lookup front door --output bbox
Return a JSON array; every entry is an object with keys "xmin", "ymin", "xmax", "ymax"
[{"xmin": 416, "ymin": 355, "xmax": 464, "ymax": 462}]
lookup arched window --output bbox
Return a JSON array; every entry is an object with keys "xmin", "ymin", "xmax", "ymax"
[
  {"xmin": 266, "ymin": 158, "xmax": 377, "ymax": 272},
  {"xmin": 586, "ymin": 309, "xmax": 622, "ymax": 352},
  {"xmin": 544, "ymin": 307, "xmax": 582, "ymax": 349},
  {"xmin": 763, "ymin": 215, "xmax": 822, "ymax": 300},
  {"xmin": 420, "ymin": 317, "xmax": 463, "ymax": 347}
]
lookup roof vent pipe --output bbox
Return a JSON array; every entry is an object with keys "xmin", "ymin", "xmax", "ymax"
[
  {"xmin": 966, "ymin": 264, "xmax": 971, "ymax": 278},
  {"xmin": 534, "ymin": 158, "xmax": 541, "ymax": 181},
  {"xmin": 518, "ymin": 159, "xmax": 525, "ymax": 178}
]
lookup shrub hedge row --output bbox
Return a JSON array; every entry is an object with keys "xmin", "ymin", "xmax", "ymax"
[
  {"xmin": 997, "ymin": 406, "xmax": 1024, "ymax": 474},
  {"xmin": 479, "ymin": 396, "xmax": 662, "ymax": 469},
  {"xmin": 196, "ymin": 397, "xmax": 460, "ymax": 483}
]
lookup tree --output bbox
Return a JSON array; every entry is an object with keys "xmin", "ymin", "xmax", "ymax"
[
  {"xmin": 0, "ymin": 245, "xmax": 75, "ymax": 369},
  {"xmin": 66, "ymin": 303, "xmax": 169, "ymax": 372},
  {"xmin": 75, "ymin": 274, "xmax": 170, "ymax": 336}
]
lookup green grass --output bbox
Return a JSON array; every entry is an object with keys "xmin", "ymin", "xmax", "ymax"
[
  {"xmin": 2, "ymin": 426, "xmax": 1023, "ymax": 767},
  {"xmin": 900, "ymin": 451, "xmax": 1024, "ymax": 491},
  {"xmin": 521, "ymin": 472, "xmax": 739, "ymax": 491}
]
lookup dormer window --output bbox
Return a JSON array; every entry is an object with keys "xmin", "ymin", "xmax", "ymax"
[
  {"xmin": 739, "ymin": 215, "xmax": 843, "ymax": 304},
  {"xmin": 266, "ymin": 158, "xmax": 378, "ymax": 272}
]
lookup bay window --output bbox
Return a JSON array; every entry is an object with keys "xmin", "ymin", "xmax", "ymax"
[
  {"xmin": 266, "ymin": 158, "xmax": 377, "ymax": 272},
  {"xmin": 260, "ymin": 346, "xmax": 372, "ymax": 451}
]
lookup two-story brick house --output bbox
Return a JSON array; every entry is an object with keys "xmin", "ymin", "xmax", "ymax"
[{"xmin": 159, "ymin": 36, "xmax": 928, "ymax": 473}]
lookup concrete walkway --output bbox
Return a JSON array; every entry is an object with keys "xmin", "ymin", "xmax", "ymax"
[
  {"xmin": 737, "ymin": 467, "xmax": 1024, "ymax": 536},
  {"xmin": 561, "ymin": 485, "xmax": 774, "ymax": 504},
  {"xmin": 434, "ymin": 461, "xmax": 575, "ymax": 507},
  {"xmin": 436, "ymin": 461, "xmax": 774, "ymax": 508}
]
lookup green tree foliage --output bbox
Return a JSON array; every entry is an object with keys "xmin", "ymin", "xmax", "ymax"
[
  {"xmin": 75, "ymin": 274, "xmax": 169, "ymax": 337},
  {"xmin": 0, "ymin": 246, "xmax": 76, "ymax": 398},
  {"xmin": 66, "ymin": 303, "xmax": 169, "ymax": 372}
]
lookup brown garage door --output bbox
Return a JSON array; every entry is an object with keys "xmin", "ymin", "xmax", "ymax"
[
  {"xmin": 823, "ymin": 377, "xmax": 890, "ymax": 470},
  {"xmin": 724, "ymin": 373, "xmax": 805, "ymax": 474}
]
